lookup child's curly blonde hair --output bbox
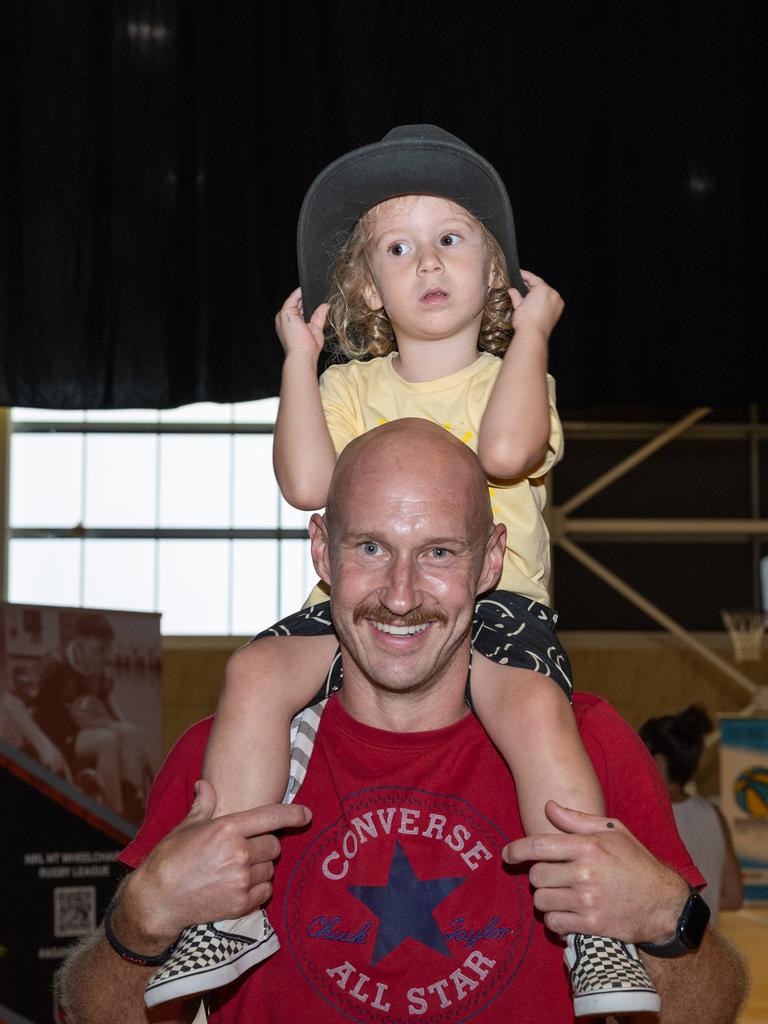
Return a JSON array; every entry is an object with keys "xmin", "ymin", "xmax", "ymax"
[{"xmin": 325, "ymin": 205, "xmax": 515, "ymax": 360}]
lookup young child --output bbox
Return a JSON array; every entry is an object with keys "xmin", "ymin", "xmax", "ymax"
[{"xmin": 144, "ymin": 126, "xmax": 660, "ymax": 1018}]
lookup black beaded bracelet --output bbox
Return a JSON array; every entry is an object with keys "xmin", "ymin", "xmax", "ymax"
[{"xmin": 102, "ymin": 898, "xmax": 178, "ymax": 967}]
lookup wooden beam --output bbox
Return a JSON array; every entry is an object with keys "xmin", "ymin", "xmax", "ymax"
[
  {"xmin": 552, "ymin": 517, "xmax": 768, "ymax": 539},
  {"xmin": 560, "ymin": 407, "xmax": 712, "ymax": 516},
  {"xmin": 556, "ymin": 535, "xmax": 757, "ymax": 698}
]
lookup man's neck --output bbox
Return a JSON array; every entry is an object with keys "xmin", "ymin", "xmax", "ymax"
[{"xmin": 337, "ymin": 660, "xmax": 470, "ymax": 733}]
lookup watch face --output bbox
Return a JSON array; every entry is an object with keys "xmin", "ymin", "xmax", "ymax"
[{"xmin": 680, "ymin": 891, "xmax": 711, "ymax": 949}]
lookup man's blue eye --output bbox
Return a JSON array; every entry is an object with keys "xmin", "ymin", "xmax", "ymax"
[
  {"xmin": 432, "ymin": 547, "xmax": 448, "ymax": 558},
  {"xmin": 362, "ymin": 542, "xmax": 380, "ymax": 555}
]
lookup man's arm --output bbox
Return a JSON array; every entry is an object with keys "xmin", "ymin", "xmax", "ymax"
[
  {"xmin": 57, "ymin": 781, "xmax": 311, "ymax": 1024},
  {"xmin": 56, "ymin": 924, "xmax": 195, "ymax": 1024},
  {"xmin": 504, "ymin": 801, "xmax": 748, "ymax": 1024},
  {"xmin": 4, "ymin": 692, "xmax": 73, "ymax": 779},
  {"xmin": 714, "ymin": 805, "xmax": 744, "ymax": 911},
  {"xmin": 643, "ymin": 927, "xmax": 748, "ymax": 1024}
]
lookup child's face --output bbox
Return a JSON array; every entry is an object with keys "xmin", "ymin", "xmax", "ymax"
[{"xmin": 363, "ymin": 195, "xmax": 496, "ymax": 347}]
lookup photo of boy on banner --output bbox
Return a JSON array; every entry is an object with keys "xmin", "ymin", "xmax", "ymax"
[{"xmin": 0, "ymin": 603, "xmax": 162, "ymax": 824}]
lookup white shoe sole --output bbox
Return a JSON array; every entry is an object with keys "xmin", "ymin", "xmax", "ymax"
[
  {"xmin": 144, "ymin": 929, "xmax": 281, "ymax": 1008},
  {"xmin": 573, "ymin": 988, "xmax": 661, "ymax": 1017}
]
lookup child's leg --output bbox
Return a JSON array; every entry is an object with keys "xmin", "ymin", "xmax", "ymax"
[
  {"xmin": 469, "ymin": 637, "xmax": 659, "ymax": 1016},
  {"xmin": 202, "ymin": 633, "xmax": 339, "ymax": 818},
  {"xmin": 145, "ymin": 612, "xmax": 340, "ymax": 1009},
  {"xmin": 470, "ymin": 658, "xmax": 604, "ymax": 834}
]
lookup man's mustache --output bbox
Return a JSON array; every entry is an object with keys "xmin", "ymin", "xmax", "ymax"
[{"xmin": 353, "ymin": 603, "xmax": 448, "ymax": 627}]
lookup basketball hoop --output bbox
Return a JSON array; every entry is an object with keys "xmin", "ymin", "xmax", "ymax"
[{"xmin": 721, "ymin": 609, "xmax": 767, "ymax": 663}]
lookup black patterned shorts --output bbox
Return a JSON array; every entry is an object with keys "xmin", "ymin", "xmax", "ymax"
[{"xmin": 254, "ymin": 589, "xmax": 573, "ymax": 707}]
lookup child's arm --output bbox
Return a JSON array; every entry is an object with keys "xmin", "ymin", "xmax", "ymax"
[
  {"xmin": 272, "ymin": 287, "xmax": 337, "ymax": 510},
  {"xmin": 477, "ymin": 270, "xmax": 564, "ymax": 480}
]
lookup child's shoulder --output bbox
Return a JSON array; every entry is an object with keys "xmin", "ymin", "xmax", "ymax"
[{"xmin": 320, "ymin": 353, "xmax": 393, "ymax": 385}]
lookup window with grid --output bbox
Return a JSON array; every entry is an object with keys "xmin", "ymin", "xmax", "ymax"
[{"xmin": 8, "ymin": 402, "xmax": 316, "ymax": 634}]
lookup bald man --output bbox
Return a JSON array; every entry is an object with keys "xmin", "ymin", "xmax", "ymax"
[{"xmin": 59, "ymin": 421, "xmax": 746, "ymax": 1023}]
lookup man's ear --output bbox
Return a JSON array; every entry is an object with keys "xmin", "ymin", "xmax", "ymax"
[
  {"xmin": 309, "ymin": 513, "xmax": 332, "ymax": 585},
  {"xmin": 476, "ymin": 523, "xmax": 506, "ymax": 595}
]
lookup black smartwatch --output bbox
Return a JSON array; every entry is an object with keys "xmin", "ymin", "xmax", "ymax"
[{"xmin": 638, "ymin": 885, "xmax": 710, "ymax": 958}]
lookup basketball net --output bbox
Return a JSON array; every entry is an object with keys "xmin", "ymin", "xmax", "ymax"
[{"xmin": 721, "ymin": 609, "xmax": 767, "ymax": 663}]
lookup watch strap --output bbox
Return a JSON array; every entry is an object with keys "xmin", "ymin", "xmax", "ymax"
[{"xmin": 638, "ymin": 885, "xmax": 710, "ymax": 958}]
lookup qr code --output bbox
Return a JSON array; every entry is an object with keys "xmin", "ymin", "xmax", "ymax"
[{"xmin": 54, "ymin": 886, "xmax": 97, "ymax": 937}]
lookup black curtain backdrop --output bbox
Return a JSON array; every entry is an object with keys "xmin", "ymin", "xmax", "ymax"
[{"xmin": 1, "ymin": 1, "xmax": 765, "ymax": 410}]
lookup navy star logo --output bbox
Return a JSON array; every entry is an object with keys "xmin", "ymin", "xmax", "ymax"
[{"xmin": 348, "ymin": 841, "xmax": 465, "ymax": 964}]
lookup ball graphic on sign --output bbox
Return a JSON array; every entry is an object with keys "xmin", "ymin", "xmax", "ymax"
[{"xmin": 733, "ymin": 766, "xmax": 768, "ymax": 816}]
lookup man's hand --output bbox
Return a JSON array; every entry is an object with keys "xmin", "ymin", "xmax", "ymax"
[
  {"xmin": 38, "ymin": 739, "xmax": 72, "ymax": 780},
  {"xmin": 121, "ymin": 780, "xmax": 312, "ymax": 950},
  {"xmin": 275, "ymin": 286, "xmax": 329, "ymax": 360},
  {"xmin": 503, "ymin": 800, "xmax": 689, "ymax": 945}
]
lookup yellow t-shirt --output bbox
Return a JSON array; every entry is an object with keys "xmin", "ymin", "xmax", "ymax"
[{"xmin": 314, "ymin": 351, "xmax": 563, "ymax": 606}]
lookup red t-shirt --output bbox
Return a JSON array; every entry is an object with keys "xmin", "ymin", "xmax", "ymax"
[{"xmin": 122, "ymin": 694, "xmax": 703, "ymax": 1023}]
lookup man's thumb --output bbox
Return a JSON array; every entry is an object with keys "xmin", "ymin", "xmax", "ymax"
[
  {"xmin": 186, "ymin": 778, "xmax": 217, "ymax": 822},
  {"xmin": 544, "ymin": 800, "xmax": 616, "ymax": 835}
]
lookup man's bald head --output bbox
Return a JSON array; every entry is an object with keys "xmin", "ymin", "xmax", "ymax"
[
  {"xmin": 310, "ymin": 419, "xmax": 505, "ymax": 719},
  {"xmin": 325, "ymin": 419, "xmax": 493, "ymax": 542}
]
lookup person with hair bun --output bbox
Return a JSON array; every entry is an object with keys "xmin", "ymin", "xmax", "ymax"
[{"xmin": 640, "ymin": 705, "xmax": 743, "ymax": 922}]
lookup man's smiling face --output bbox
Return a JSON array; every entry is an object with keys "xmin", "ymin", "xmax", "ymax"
[{"xmin": 311, "ymin": 421, "xmax": 504, "ymax": 707}]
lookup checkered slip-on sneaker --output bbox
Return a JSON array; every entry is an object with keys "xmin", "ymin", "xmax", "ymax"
[
  {"xmin": 144, "ymin": 909, "xmax": 280, "ymax": 1008},
  {"xmin": 565, "ymin": 933, "xmax": 661, "ymax": 1017}
]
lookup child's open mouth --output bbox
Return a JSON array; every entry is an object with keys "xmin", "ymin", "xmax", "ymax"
[{"xmin": 420, "ymin": 288, "xmax": 449, "ymax": 304}]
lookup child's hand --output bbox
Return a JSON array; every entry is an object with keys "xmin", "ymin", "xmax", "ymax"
[
  {"xmin": 509, "ymin": 271, "xmax": 564, "ymax": 339},
  {"xmin": 275, "ymin": 287, "xmax": 329, "ymax": 361}
]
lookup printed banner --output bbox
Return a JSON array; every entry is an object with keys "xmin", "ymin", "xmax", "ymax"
[
  {"xmin": 0, "ymin": 603, "xmax": 162, "ymax": 1023},
  {"xmin": 719, "ymin": 715, "xmax": 768, "ymax": 903},
  {"xmin": 0, "ymin": 602, "xmax": 162, "ymax": 824},
  {"xmin": 0, "ymin": 741, "xmax": 134, "ymax": 1023}
]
